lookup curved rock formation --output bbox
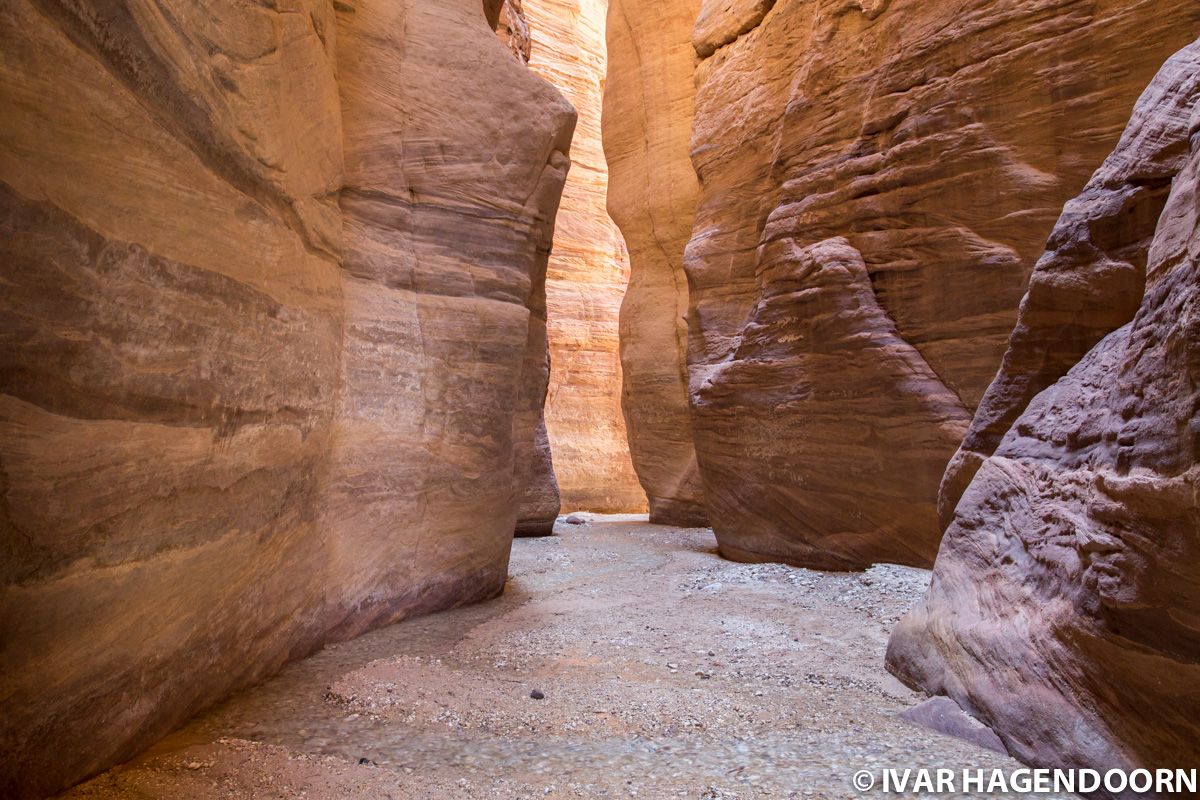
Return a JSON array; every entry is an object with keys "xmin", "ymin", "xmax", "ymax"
[
  {"xmin": 694, "ymin": 237, "xmax": 970, "ymax": 569},
  {"xmin": 888, "ymin": 39, "xmax": 1200, "ymax": 779},
  {"xmin": 328, "ymin": 0, "xmax": 573, "ymax": 616},
  {"xmin": 937, "ymin": 39, "xmax": 1200, "ymax": 527},
  {"xmin": 604, "ymin": 0, "xmax": 709, "ymax": 526},
  {"xmin": 0, "ymin": 0, "xmax": 573, "ymax": 795},
  {"xmin": 526, "ymin": 0, "xmax": 647, "ymax": 515},
  {"xmin": 684, "ymin": 0, "xmax": 1200, "ymax": 568}
]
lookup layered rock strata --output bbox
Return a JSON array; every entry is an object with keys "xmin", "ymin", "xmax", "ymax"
[
  {"xmin": 683, "ymin": 0, "xmax": 1200, "ymax": 567},
  {"xmin": 604, "ymin": 0, "xmax": 709, "ymax": 526},
  {"xmin": 937, "ymin": 36, "xmax": 1200, "ymax": 527},
  {"xmin": 888, "ymin": 39, "xmax": 1200, "ymax": 780},
  {"xmin": 0, "ymin": 1, "xmax": 572, "ymax": 796},
  {"xmin": 527, "ymin": 0, "xmax": 647, "ymax": 515},
  {"xmin": 328, "ymin": 0, "xmax": 572, "ymax": 615}
]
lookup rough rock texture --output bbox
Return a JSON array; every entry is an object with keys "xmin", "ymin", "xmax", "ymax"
[
  {"xmin": 0, "ymin": 1, "xmax": 572, "ymax": 796},
  {"xmin": 526, "ymin": 0, "xmax": 647, "ymax": 514},
  {"xmin": 684, "ymin": 0, "xmax": 1200, "ymax": 568},
  {"xmin": 888, "ymin": 40, "xmax": 1200, "ymax": 783},
  {"xmin": 938, "ymin": 41, "xmax": 1200, "ymax": 528},
  {"xmin": 604, "ymin": 0, "xmax": 709, "ymax": 526},
  {"xmin": 486, "ymin": 0, "xmax": 532, "ymax": 62}
]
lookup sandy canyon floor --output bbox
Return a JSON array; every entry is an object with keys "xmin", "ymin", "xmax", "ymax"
[{"xmin": 63, "ymin": 517, "xmax": 1068, "ymax": 799}]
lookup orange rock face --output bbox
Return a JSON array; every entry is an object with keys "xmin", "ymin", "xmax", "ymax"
[
  {"xmin": 604, "ymin": 0, "xmax": 709, "ymax": 526},
  {"xmin": 527, "ymin": 0, "xmax": 647, "ymax": 515},
  {"xmin": 0, "ymin": 1, "xmax": 572, "ymax": 796},
  {"xmin": 682, "ymin": 0, "xmax": 1200, "ymax": 568},
  {"xmin": 888, "ymin": 40, "xmax": 1200, "ymax": 776}
]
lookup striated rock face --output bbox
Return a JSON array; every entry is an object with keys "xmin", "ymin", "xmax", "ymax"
[
  {"xmin": 695, "ymin": 237, "xmax": 970, "ymax": 569},
  {"xmin": 684, "ymin": 0, "xmax": 1200, "ymax": 567},
  {"xmin": 888, "ymin": 40, "xmax": 1200, "ymax": 778},
  {"xmin": 604, "ymin": 0, "xmax": 709, "ymax": 526},
  {"xmin": 0, "ymin": 0, "xmax": 572, "ymax": 796},
  {"xmin": 526, "ymin": 0, "xmax": 647, "ymax": 515},
  {"xmin": 327, "ymin": 0, "xmax": 572, "ymax": 617},
  {"xmin": 0, "ymin": 1, "xmax": 343, "ymax": 795},
  {"xmin": 938, "ymin": 38, "xmax": 1200, "ymax": 528}
]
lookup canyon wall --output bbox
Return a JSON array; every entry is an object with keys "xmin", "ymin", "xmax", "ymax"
[
  {"xmin": 604, "ymin": 0, "xmax": 709, "ymax": 526},
  {"xmin": 681, "ymin": 0, "xmax": 1200, "ymax": 568},
  {"xmin": 326, "ymin": 0, "xmax": 572, "ymax": 623},
  {"xmin": 888, "ymin": 40, "xmax": 1200, "ymax": 779},
  {"xmin": 526, "ymin": 0, "xmax": 647, "ymax": 515},
  {"xmin": 0, "ymin": 0, "xmax": 572, "ymax": 796}
]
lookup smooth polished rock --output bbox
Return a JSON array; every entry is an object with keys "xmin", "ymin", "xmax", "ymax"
[
  {"xmin": 0, "ymin": 1, "xmax": 573, "ymax": 795},
  {"xmin": 604, "ymin": 0, "xmax": 709, "ymax": 526},
  {"xmin": 527, "ymin": 0, "xmax": 647, "ymax": 515}
]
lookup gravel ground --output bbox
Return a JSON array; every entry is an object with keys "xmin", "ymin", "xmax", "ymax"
[{"xmin": 62, "ymin": 516, "xmax": 1070, "ymax": 799}]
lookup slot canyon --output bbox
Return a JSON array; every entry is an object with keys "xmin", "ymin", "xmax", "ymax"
[{"xmin": 1, "ymin": 1, "xmax": 1198, "ymax": 799}]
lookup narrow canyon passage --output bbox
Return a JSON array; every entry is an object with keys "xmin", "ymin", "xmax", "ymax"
[
  {"xmin": 63, "ymin": 517, "xmax": 1061, "ymax": 800},
  {"xmin": 4, "ymin": 0, "xmax": 1200, "ymax": 796}
]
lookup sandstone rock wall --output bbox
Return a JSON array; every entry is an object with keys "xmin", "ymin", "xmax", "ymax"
[
  {"xmin": 0, "ymin": 1, "xmax": 572, "ymax": 796},
  {"xmin": 887, "ymin": 39, "xmax": 1200, "ymax": 779},
  {"xmin": 527, "ymin": 0, "xmax": 647, "ymax": 515},
  {"xmin": 683, "ymin": 0, "xmax": 1200, "ymax": 568},
  {"xmin": 327, "ymin": 0, "xmax": 573, "ymax": 622},
  {"xmin": 604, "ymin": 0, "xmax": 709, "ymax": 526}
]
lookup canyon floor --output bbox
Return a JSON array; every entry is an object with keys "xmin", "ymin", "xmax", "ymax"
[{"xmin": 63, "ymin": 516, "xmax": 1066, "ymax": 800}]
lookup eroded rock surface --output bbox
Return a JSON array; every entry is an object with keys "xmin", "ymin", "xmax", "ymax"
[
  {"xmin": 526, "ymin": 0, "xmax": 647, "ymax": 515},
  {"xmin": 328, "ymin": 0, "xmax": 572, "ymax": 619},
  {"xmin": 888, "ymin": 39, "xmax": 1200, "ymax": 781},
  {"xmin": 684, "ymin": 0, "xmax": 1200, "ymax": 567},
  {"xmin": 604, "ymin": 0, "xmax": 709, "ymax": 526},
  {"xmin": 486, "ymin": 0, "xmax": 533, "ymax": 62},
  {"xmin": 0, "ymin": 0, "xmax": 572, "ymax": 795},
  {"xmin": 938, "ymin": 41, "xmax": 1200, "ymax": 527},
  {"xmin": 694, "ymin": 238, "xmax": 970, "ymax": 569}
]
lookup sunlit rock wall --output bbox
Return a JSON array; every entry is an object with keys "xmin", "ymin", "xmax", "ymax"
[
  {"xmin": 0, "ymin": 0, "xmax": 572, "ymax": 795},
  {"xmin": 526, "ymin": 0, "xmax": 647, "ymax": 515},
  {"xmin": 603, "ymin": 0, "xmax": 708, "ymax": 526}
]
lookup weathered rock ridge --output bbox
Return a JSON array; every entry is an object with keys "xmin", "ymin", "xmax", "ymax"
[
  {"xmin": 888, "ymin": 39, "xmax": 1200, "ymax": 782},
  {"xmin": 527, "ymin": 0, "xmax": 647, "ymax": 515},
  {"xmin": 604, "ymin": 0, "xmax": 709, "ymax": 526},
  {"xmin": 0, "ymin": 1, "xmax": 573, "ymax": 796},
  {"xmin": 680, "ymin": 0, "xmax": 1200, "ymax": 567}
]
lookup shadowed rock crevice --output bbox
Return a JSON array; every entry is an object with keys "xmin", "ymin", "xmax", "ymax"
[{"xmin": 888, "ymin": 37, "xmax": 1200, "ymax": 787}]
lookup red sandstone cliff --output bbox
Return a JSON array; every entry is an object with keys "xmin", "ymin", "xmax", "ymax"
[{"xmin": 0, "ymin": 1, "xmax": 573, "ymax": 795}]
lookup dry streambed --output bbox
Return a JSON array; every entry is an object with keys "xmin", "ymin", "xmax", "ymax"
[{"xmin": 64, "ymin": 517, "xmax": 1067, "ymax": 799}]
